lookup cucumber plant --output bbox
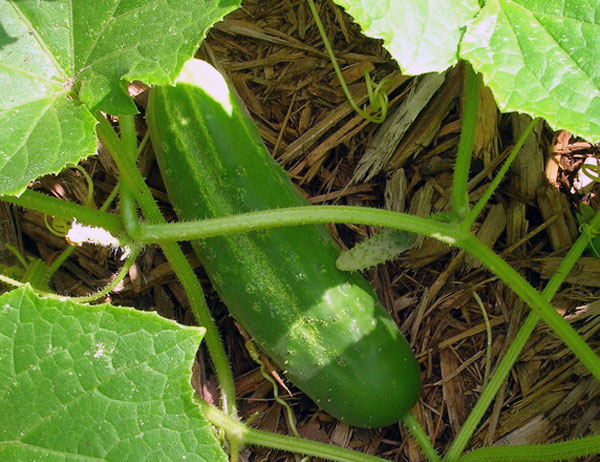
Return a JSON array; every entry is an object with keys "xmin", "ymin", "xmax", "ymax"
[{"xmin": 1, "ymin": 1, "xmax": 600, "ymax": 462}]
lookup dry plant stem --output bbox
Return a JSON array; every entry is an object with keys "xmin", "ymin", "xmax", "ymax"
[
  {"xmin": 96, "ymin": 114, "xmax": 237, "ymax": 417},
  {"xmin": 198, "ymin": 400, "xmax": 390, "ymax": 462}
]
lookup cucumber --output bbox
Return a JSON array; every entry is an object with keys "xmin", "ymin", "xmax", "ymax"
[{"xmin": 146, "ymin": 59, "xmax": 420, "ymax": 428}]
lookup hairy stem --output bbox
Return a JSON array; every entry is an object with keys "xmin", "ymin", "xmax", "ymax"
[
  {"xmin": 1, "ymin": 190, "xmax": 123, "ymax": 237},
  {"xmin": 97, "ymin": 114, "xmax": 237, "ymax": 417},
  {"xmin": 199, "ymin": 399, "xmax": 391, "ymax": 462},
  {"xmin": 134, "ymin": 206, "xmax": 459, "ymax": 245},
  {"xmin": 402, "ymin": 412, "xmax": 441, "ymax": 462},
  {"xmin": 452, "ymin": 64, "xmax": 479, "ymax": 219},
  {"xmin": 457, "ymin": 434, "xmax": 600, "ymax": 462},
  {"xmin": 445, "ymin": 209, "xmax": 600, "ymax": 460}
]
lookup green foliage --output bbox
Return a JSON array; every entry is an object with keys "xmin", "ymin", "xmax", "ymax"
[
  {"xmin": 1, "ymin": 1, "xmax": 600, "ymax": 461},
  {"xmin": 0, "ymin": 0, "xmax": 240, "ymax": 194},
  {"xmin": 461, "ymin": 0, "xmax": 600, "ymax": 141},
  {"xmin": 330, "ymin": 0, "xmax": 479, "ymax": 74},
  {"xmin": 332, "ymin": 0, "xmax": 600, "ymax": 142},
  {"xmin": 0, "ymin": 285, "xmax": 227, "ymax": 462}
]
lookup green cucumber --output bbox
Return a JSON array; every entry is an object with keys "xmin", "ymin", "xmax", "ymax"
[{"xmin": 146, "ymin": 59, "xmax": 420, "ymax": 428}]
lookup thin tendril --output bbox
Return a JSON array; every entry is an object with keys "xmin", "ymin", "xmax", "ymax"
[
  {"xmin": 44, "ymin": 214, "xmax": 71, "ymax": 236},
  {"xmin": 71, "ymin": 164, "xmax": 95, "ymax": 208},
  {"xmin": 582, "ymin": 161, "xmax": 600, "ymax": 183},
  {"xmin": 307, "ymin": 0, "xmax": 389, "ymax": 123},
  {"xmin": 245, "ymin": 340, "xmax": 302, "ymax": 439}
]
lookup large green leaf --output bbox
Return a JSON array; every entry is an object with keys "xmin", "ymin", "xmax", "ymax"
[
  {"xmin": 330, "ymin": 0, "xmax": 479, "ymax": 74},
  {"xmin": 0, "ymin": 286, "xmax": 228, "ymax": 462},
  {"xmin": 0, "ymin": 0, "xmax": 240, "ymax": 195},
  {"xmin": 332, "ymin": 0, "xmax": 600, "ymax": 142},
  {"xmin": 461, "ymin": 0, "xmax": 600, "ymax": 141}
]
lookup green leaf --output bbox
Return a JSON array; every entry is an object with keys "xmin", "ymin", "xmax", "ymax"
[
  {"xmin": 330, "ymin": 0, "xmax": 479, "ymax": 74},
  {"xmin": 461, "ymin": 0, "xmax": 600, "ymax": 142},
  {"xmin": 0, "ymin": 286, "xmax": 228, "ymax": 462},
  {"xmin": 0, "ymin": 0, "xmax": 240, "ymax": 195}
]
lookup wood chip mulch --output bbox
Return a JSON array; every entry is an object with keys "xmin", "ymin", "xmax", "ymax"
[{"xmin": 2, "ymin": 0, "xmax": 599, "ymax": 460}]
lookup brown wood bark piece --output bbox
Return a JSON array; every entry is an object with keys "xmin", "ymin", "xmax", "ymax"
[
  {"xmin": 385, "ymin": 65, "xmax": 463, "ymax": 172},
  {"xmin": 536, "ymin": 185, "xmax": 578, "ymax": 251},
  {"xmin": 506, "ymin": 201, "xmax": 529, "ymax": 248},
  {"xmin": 472, "ymin": 82, "xmax": 499, "ymax": 163},
  {"xmin": 353, "ymin": 71, "xmax": 447, "ymax": 181},
  {"xmin": 440, "ymin": 348, "xmax": 467, "ymax": 435},
  {"xmin": 510, "ymin": 114, "xmax": 544, "ymax": 201},
  {"xmin": 495, "ymin": 414, "xmax": 555, "ymax": 446},
  {"xmin": 465, "ymin": 204, "xmax": 506, "ymax": 270}
]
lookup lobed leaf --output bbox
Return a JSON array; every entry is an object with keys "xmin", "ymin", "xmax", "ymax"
[
  {"xmin": 330, "ymin": 0, "xmax": 479, "ymax": 74},
  {"xmin": 0, "ymin": 286, "xmax": 227, "ymax": 462},
  {"xmin": 0, "ymin": 0, "xmax": 240, "ymax": 195},
  {"xmin": 461, "ymin": 0, "xmax": 600, "ymax": 142}
]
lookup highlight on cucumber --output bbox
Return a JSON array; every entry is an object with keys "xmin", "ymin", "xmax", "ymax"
[{"xmin": 146, "ymin": 58, "xmax": 422, "ymax": 428}]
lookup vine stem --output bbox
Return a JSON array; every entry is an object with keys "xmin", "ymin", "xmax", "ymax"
[
  {"xmin": 401, "ymin": 412, "xmax": 441, "ymax": 462},
  {"xmin": 444, "ymin": 209, "xmax": 600, "ymax": 461},
  {"xmin": 132, "ymin": 206, "xmax": 459, "ymax": 244},
  {"xmin": 456, "ymin": 434, "xmax": 600, "ymax": 462},
  {"xmin": 120, "ymin": 203, "xmax": 600, "ymax": 387},
  {"xmin": 96, "ymin": 114, "xmax": 237, "ymax": 417},
  {"xmin": 452, "ymin": 63, "xmax": 479, "ymax": 219},
  {"xmin": 0, "ymin": 189, "xmax": 124, "ymax": 237},
  {"xmin": 198, "ymin": 399, "xmax": 390, "ymax": 462}
]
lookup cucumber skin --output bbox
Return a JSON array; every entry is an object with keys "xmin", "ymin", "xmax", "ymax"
[{"xmin": 147, "ymin": 60, "xmax": 420, "ymax": 428}]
